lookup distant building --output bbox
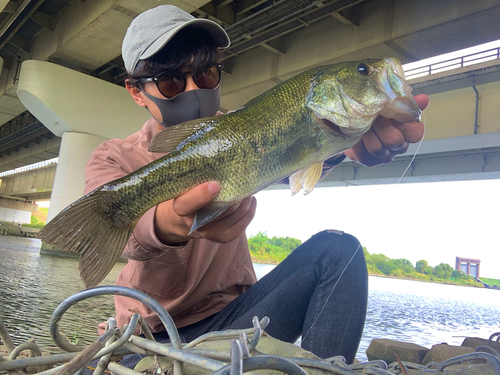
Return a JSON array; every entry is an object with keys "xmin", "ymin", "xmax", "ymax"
[{"xmin": 455, "ymin": 257, "xmax": 481, "ymax": 278}]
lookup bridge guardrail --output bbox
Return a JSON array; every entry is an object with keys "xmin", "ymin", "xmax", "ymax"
[{"xmin": 404, "ymin": 47, "xmax": 500, "ymax": 80}]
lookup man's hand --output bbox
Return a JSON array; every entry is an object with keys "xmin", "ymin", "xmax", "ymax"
[
  {"xmin": 344, "ymin": 94, "xmax": 429, "ymax": 167},
  {"xmin": 154, "ymin": 181, "xmax": 257, "ymax": 245}
]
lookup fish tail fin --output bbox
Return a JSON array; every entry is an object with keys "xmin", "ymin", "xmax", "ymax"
[{"xmin": 37, "ymin": 190, "xmax": 134, "ymax": 288}]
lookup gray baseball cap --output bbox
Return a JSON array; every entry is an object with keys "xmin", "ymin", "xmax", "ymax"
[{"xmin": 122, "ymin": 5, "xmax": 230, "ymax": 74}]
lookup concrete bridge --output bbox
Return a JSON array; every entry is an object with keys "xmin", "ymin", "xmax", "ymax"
[{"xmin": 0, "ymin": 0, "xmax": 498, "ymax": 223}]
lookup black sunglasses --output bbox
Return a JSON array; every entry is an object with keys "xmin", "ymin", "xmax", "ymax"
[{"xmin": 137, "ymin": 63, "xmax": 223, "ymax": 99}]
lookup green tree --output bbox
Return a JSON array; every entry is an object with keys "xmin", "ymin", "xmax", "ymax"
[
  {"xmin": 451, "ymin": 269, "xmax": 465, "ymax": 279},
  {"xmin": 392, "ymin": 258, "xmax": 415, "ymax": 275},
  {"xmin": 371, "ymin": 253, "xmax": 396, "ymax": 275},
  {"xmin": 363, "ymin": 251, "xmax": 412, "ymax": 276},
  {"xmin": 363, "ymin": 247, "xmax": 371, "ymax": 263},
  {"xmin": 433, "ymin": 263, "xmax": 453, "ymax": 279},
  {"xmin": 416, "ymin": 259, "xmax": 433, "ymax": 275},
  {"xmin": 247, "ymin": 232, "xmax": 301, "ymax": 263},
  {"xmin": 362, "ymin": 248, "xmax": 491, "ymax": 287},
  {"xmin": 416, "ymin": 259, "xmax": 427, "ymax": 272},
  {"xmin": 400, "ymin": 259, "xmax": 415, "ymax": 274},
  {"xmin": 389, "ymin": 268, "xmax": 404, "ymax": 277},
  {"xmin": 266, "ymin": 235, "xmax": 301, "ymax": 253}
]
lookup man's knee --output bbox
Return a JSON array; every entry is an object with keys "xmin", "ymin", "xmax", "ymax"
[
  {"xmin": 316, "ymin": 231, "xmax": 368, "ymax": 282},
  {"xmin": 302, "ymin": 230, "xmax": 365, "ymax": 263},
  {"xmin": 313, "ymin": 229, "xmax": 361, "ymax": 250}
]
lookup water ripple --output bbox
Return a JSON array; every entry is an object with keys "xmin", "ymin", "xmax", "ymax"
[
  {"xmin": 0, "ymin": 236, "xmax": 125, "ymax": 351},
  {"xmin": 358, "ymin": 277, "xmax": 500, "ymax": 360},
  {"xmin": 1, "ymin": 241, "xmax": 499, "ymax": 361}
]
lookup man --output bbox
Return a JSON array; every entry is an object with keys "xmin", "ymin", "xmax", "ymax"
[{"xmin": 85, "ymin": 4, "xmax": 428, "ymax": 366}]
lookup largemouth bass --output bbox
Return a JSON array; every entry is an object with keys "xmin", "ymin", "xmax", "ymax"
[{"xmin": 38, "ymin": 57, "xmax": 421, "ymax": 288}]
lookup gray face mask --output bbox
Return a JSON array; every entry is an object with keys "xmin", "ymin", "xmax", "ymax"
[{"xmin": 141, "ymin": 86, "xmax": 221, "ymax": 127}]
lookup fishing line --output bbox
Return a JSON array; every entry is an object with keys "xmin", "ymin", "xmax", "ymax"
[
  {"xmin": 397, "ymin": 112, "xmax": 426, "ymax": 184},
  {"xmin": 300, "ymin": 112, "xmax": 426, "ymax": 345},
  {"xmin": 301, "ymin": 241, "xmax": 361, "ymax": 343}
]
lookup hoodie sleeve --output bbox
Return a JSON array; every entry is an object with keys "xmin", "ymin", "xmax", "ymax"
[{"xmin": 121, "ymin": 206, "xmax": 188, "ymax": 261}]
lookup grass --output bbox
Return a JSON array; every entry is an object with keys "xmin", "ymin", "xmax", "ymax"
[{"xmin": 480, "ymin": 277, "xmax": 500, "ymax": 286}]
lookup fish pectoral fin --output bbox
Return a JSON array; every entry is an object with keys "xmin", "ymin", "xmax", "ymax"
[
  {"xmin": 190, "ymin": 202, "xmax": 234, "ymax": 234},
  {"xmin": 149, "ymin": 119, "xmax": 210, "ymax": 153},
  {"xmin": 289, "ymin": 161, "xmax": 324, "ymax": 196},
  {"xmin": 302, "ymin": 161, "xmax": 323, "ymax": 194},
  {"xmin": 289, "ymin": 170, "xmax": 304, "ymax": 196}
]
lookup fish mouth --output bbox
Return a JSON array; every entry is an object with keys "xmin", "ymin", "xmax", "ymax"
[
  {"xmin": 322, "ymin": 118, "xmax": 345, "ymax": 137},
  {"xmin": 380, "ymin": 96, "xmax": 422, "ymax": 123},
  {"xmin": 312, "ymin": 113, "xmax": 347, "ymax": 138}
]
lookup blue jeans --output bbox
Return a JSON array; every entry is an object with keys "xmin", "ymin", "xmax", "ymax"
[{"xmin": 107, "ymin": 230, "xmax": 368, "ymax": 369}]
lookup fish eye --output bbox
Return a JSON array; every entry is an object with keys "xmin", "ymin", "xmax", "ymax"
[{"xmin": 357, "ymin": 63, "xmax": 371, "ymax": 76}]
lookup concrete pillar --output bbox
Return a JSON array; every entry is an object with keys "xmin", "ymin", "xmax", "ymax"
[
  {"xmin": 16, "ymin": 59, "xmax": 150, "ymax": 219},
  {"xmin": 47, "ymin": 132, "xmax": 107, "ymax": 222},
  {"xmin": 15, "ymin": 59, "xmax": 150, "ymax": 255}
]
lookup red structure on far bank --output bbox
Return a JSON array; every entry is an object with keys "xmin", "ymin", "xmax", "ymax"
[{"xmin": 455, "ymin": 257, "xmax": 481, "ymax": 278}]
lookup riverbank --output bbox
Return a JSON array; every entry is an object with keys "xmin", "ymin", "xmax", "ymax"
[
  {"xmin": 252, "ymin": 258, "xmax": 496, "ymax": 289},
  {"xmin": 366, "ymin": 272, "xmax": 490, "ymax": 289},
  {"xmin": 1, "ymin": 230, "xmax": 493, "ymax": 290},
  {"xmin": 251, "ymin": 259, "xmax": 280, "ymax": 265}
]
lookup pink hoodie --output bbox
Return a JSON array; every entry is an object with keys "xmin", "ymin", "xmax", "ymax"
[{"xmin": 84, "ymin": 118, "xmax": 257, "ymax": 334}]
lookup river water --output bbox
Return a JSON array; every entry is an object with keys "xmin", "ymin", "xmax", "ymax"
[{"xmin": 1, "ymin": 237, "xmax": 499, "ymax": 361}]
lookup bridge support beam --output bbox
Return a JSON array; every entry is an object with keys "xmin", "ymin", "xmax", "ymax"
[
  {"xmin": 16, "ymin": 60, "xmax": 149, "ymax": 220},
  {"xmin": 40, "ymin": 131, "xmax": 106, "ymax": 255},
  {"xmin": 15, "ymin": 59, "xmax": 150, "ymax": 255},
  {"xmin": 47, "ymin": 132, "xmax": 107, "ymax": 223}
]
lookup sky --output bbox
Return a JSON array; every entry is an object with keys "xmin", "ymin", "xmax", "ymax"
[{"xmin": 246, "ymin": 179, "xmax": 500, "ymax": 279}]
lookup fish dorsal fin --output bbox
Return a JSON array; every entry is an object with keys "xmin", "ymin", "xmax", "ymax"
[
  {"xmin": 189, "ymin": 202, "xmax": 234, "ymax": 234},
  {"xmin": 148, "ymin": 119, "xmax": 214, "ymax": 153},
  {"xmin": 288, "ymin": 161, "xmax": 324, "ymax": 196}
]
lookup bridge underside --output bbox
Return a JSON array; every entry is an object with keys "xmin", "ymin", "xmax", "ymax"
[
  {"xmin": 319, "ymin": 144, "xmax": 500, "ymax": 188},
  {"xmin": 0, "ymin": 0, "xmax": 498, "ymax": 204}
]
